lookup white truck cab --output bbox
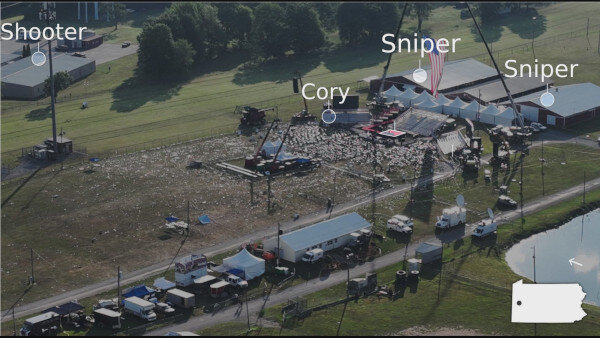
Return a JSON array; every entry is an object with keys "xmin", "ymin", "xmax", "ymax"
[
  {"xmin": 302, "ymin": 248, "xmax": 324, "ymax": 263},
  {"xmin": 225, "ymin": 274, "xmax": 248, "ymax": 288}
]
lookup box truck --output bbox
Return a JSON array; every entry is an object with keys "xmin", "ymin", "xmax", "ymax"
[
  {"xmin": 123, "ymin": 296, "xmax": 157, "ymax": 321},
  {"xmin": 301, "ymin": 248, "xmax": 324, "ymax": 263},
  {"xmin": 20, "ymin": 312, "xmax": 60, "ymax": 336},
  {"xmin": 166, "ymin": 288, "xmax": 196, "ymax": 309},
  {"xmin": 93, "ymin": 308, "xmax": 121, "ymax": 329},
  {"xmin": 435, "ymin": 195, "xmax": 466, "ymax": 230}
]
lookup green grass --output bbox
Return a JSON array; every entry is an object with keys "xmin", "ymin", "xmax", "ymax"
[
  {"xmin": 2, "ymin": 3, "xmax": 600, "ymax": 162},
  {"xmin": 198, "ymin": 190, "xmax": 600, "ymax": 336}
]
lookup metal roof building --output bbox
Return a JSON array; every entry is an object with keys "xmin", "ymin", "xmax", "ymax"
[
  {"xmin": 369, "ymin": 58, "xmax": 500, "ymax": 94},
  {"xmin": 263, "ymin": 212, "xmax": 372, "ymax": 263},
  {"xmin": 1, "ymin": 53, "xmax": 96, "ymax": 100},
  {"xmin": 506, "ymin": 83, "xmax": 600, "ymax": 127},
  {"xmin": 448, "ymin": 75, "xmax": 551, "ymax": 104}
]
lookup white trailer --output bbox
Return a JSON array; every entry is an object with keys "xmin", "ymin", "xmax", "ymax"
[{"xmin": 123, "ymin": 297, "xmax": 157, "ymax": 322}]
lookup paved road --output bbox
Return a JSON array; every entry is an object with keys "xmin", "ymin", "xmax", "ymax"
[
  {"xmin": 2, "ymin": 164, "xmax": 456, "ymax": 321},
  {"xmin": 147, "ymin": 176, "xmax": 600, "ymax": 336}
]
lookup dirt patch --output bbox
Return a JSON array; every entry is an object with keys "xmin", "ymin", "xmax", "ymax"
[{"xmin": 393, "ymin": 326, "xmax": 496, "ymax": 336}]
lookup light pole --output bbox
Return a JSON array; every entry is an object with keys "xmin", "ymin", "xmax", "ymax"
[
  {"xmin": 40, "ymin": 2, "xmax": 58, "ymax": 155},
  {"xmin": 531, "ymin": 16, "xmax": 537, "ymax": 58}
]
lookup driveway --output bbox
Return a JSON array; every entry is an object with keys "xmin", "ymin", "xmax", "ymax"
[{"xmin": 83, "ymin": 43, "xmax": 138, "ymax": 65}]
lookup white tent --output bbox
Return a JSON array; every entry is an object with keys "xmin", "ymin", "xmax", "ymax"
[
  {"xmin": 412, "ymin": 91, "xmax": 436, "ymax": 105},
  {"xmin": 222, "ymin": 248, "xmax": 265, "ymax": 280},
  {"xmin": 444, "ymin": 97, "xmax": 467, "ymax": 117},
  {"xmin": 383, "ymin": 85, "xmax": 403, "ymax": 102},
  {"xmin": 495, "ymin": 107, "xmax": 516, "ymax": 126},
  {"xmin": 479, "ymin": 104, "xmax": 501, "ymax": 124},
  {"xmin": 462, "ymin": 100, "xmax": 484, "ymax": 120},
  {"xmin": 415, "ymin": 97, "xmax": 442, "ymax": 113},
  {"xmin": 435, "ymin": 94, "xmax": 452, "ymax": 106},
  {"xmin": 397, "ymin": 88, "xmax": 419, "ymax": 106}
]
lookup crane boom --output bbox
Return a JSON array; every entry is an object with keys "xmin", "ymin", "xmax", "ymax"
[
  {"xmin": 254, "ymin": 119, "xmax": 280, "ymax": 161},
  {"xmin": 272, "ymin": 123, "xmax": 293, "ymax": 167},
  {"xmin": 465, "ymin": 3, "xmax": 525, "ymax": 129},
  {"xmin": 376, "ymin": 2, "xmax": 410, "ymax": 100}
]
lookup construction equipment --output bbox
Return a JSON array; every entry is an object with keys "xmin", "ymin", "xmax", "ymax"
[
  {"xmin": 239, "ymin": 106, "xmax": 276, "ymax": 126},
  {"xmin": 459, "ymin": 119, "xmax": 482, "ymax": 172},
  {"xmin": 347, "ymin": 273, "xmax": 378, "ymax": 297},
  {"xmin": 245, "ymin": 119, "xmax": 280, "ymax": 169},
  {"xmin": 291, "ymin": 70, "xmax": 317, "ymax": 124},
  {"xmin": 368, "ymin": 3, "xmax": 409, "ymax": 120}
]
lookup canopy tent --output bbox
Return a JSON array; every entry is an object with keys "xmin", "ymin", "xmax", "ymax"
[
  {"xmin": 414, "ymin": 97, "xmax": 441, "ymax": 113},
  {"xmin": 494, "ymin": 107, "xmax": 516, "ymax": 126},
  {"xmin": 479, "ymin": 104, "xmax": 501, "ymax": 124},
  {"xmin": 444, "ymin": 97, "xmax": 467, "ymax": 117},
  {"xmin": 397, "ymin": 88, "xmax": 419, "ymax": 106},
  {"xmin": 122, "ymin": 285, "xmax": 155, "ymax": 298},
  {"xmin": 261, "ymin": 140, "xmax": 286, "ymax": 158},
  {"xmin": 153, "ymin": 277, "xmax": 176, "ymax": 291},
  {"xmin": 435, "ymin": 94, "xmax": 452, "ymax": 106},
  {"xmin": 383, "ymin": 85, "xmax": 403, "ymax": 102},
  {"xmin": 222, "ymin": 248, "xmax": 265, "ymax": 280},
  {"xmin": 412, "ymin": 91, "xmax": 436, "ymax": 106},
  {"xmin": 461, "ymin": 100, "xmax": 484, "ymax": 120}
]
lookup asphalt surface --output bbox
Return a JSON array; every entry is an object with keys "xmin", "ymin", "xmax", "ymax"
[
  {"xmin": 2, "ymin": 163, "xmax": 456, "ymax": 321},
  {"xmin": 147, "ymin": 175, "xmax": 600, "ymax": 336}
]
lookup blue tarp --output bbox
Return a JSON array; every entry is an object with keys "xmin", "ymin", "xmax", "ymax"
[
  {"xmin": 198, "ymin": 215, "xmax": 211, "ymax": 225},
  {"xmin": 89, "ymin": 157, "xmax": 101, "ymax": 163},
  {"xmin": 165, "ymin": 216, "xmax": 179, "ymax": 222},
  {"xmin": 227, "ymin": 268, "xmax": 245, "ymax": 278},
  {"xmin": 122, "ymin": 285, "xmax": 155, "ymax": 298},
  {"xmin": 153, "ymin": 277, "xmax": 176, "ymax": 291}
]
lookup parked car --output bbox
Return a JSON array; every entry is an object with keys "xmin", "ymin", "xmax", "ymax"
[
  {"xmin": 122, "ymin": 41, "xmax": 131, "ymax": 48},
  {"xmin": 386, "ymin": 214, "xmax": 414, "ymax": 234},
  {"xmin": 155, "ymin": 302, "xmax": 175, "ymax": 314},
  {"xmin": 530, "ymin": 122, "xmax": 547, "ymax": 131},
  {"xmin": 55, "ymin": 44, "xmax": 69, "ymax": 52},
  {"xmin": 498, "ymin": 195, "xmax": 518, "ymax": 208},
  {"xmin": 72, "ymin": 52, "xmax": 86, "ymax": 58}
]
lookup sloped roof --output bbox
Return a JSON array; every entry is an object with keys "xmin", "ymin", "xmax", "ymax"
[
  {"xmin": 480, "ymin": 104, "xmax": 501, "ymax": 115},
  {"xmin": 511, "ymin": 83, "xmax": 600, "ymax": 117},
  {"xmin": 383, "ymin": 85, "xmax": 403, "ymax": 98},
  {"xmin": 463, "ymin": 100, "xmax": 485, "ymax": 112},
  {"xmin": 436, "ymin": 94, "xmax": 452, "ymax": 105},
  {"xmin": 280, "ymin": 212, "xmax": 371, "ymax": 251},
  {"xmin": 447, "ymin": 97, "xmax": 467, "ymax": 108},
  {"xmin": 415, "ymin": 97, "xmax": 440, "ymax": 109}
]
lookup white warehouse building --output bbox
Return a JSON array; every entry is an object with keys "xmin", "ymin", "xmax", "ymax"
[{"xmin": 263, "ymin": 212, "xmax": 372, "ymax": 263}]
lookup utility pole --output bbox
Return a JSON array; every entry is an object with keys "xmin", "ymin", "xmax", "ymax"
[
  {"xmin": 117, "ymin": 266, "xmax": 121, "ymax": 307},
  {"xmin": 276, "ymin": 222, "xmax": 281, "ymax": 267},
  {"xmin": 30, "ymin": 248, "xmax": 35, "ymax": 285},
  {"xmin": 437, "ymin": 244, "xmax": 444, "ymax": 302},
  {"xmin": 187, "ymin": 200, "xmax": 191, "ymax": 237},
  {"xmin": 267, "ymin": 173, "xmax": 272, "ymax": 213},
  {"xmin": 540, "ymin": 137, "xmax": 545, "ymax": 196},
  {"xmin": 532, "ymin": 246, "xmax": 536, "ymax": 283},
  {"xmin": 586, "ymin": 17, "xmax": 590, "ymax": 37},
  {"xmin": 520, "ymin": 153, "xmax": 524, "ymax": 230},
  {"xmin": 249, "ymin": 181, "xmax": 254, "ymax": 205},
  {"xmin": 40, "ymin": 3, "xmax": 58, "ymax": 154},
  {"xmin": 531, "ymin": 17, "xmax": 537, "ymax": 59},
  {"xmin": 245, "ymin": 289, "xmax": 250, "ymax": 332},
  {"xmin": 583, "ymin": 171, "xmax": 586, "ymax": 204}
]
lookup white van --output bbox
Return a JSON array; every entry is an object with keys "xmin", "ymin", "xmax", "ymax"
[
  {"xmin": 301, "ymin": 248, "xmax": 324, "ymax": 263},
  {"xmin": 472, "ymin": 219, "xmax": 497, "ymax": 238}
]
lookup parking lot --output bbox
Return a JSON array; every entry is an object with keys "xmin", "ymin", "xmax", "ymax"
[{"xmin": 82, "ymin": 42, "xmax": 138, "ymax": 65}]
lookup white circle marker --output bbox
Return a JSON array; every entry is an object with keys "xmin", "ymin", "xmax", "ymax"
[
  {"xmin": 31, "ymin": 43, "xmax": 46, "ymax": 66},
  {"xmin": 412, "ymin": 59, "xmax": 427, "ymax": 83},
  {"xmin": 321, "ymin": 108, "xmax": 337, "ymax": 124},
  {"xmin": 540, "ymin": 84, "xmax": 555, "ymax": 107}
]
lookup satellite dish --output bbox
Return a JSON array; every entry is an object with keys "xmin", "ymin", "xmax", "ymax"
[
  {"xmin": 456, "ymin": 194, "xmax": 465, "ymax": 207},
  {"xmin": 487, "ymin": 207, "xmax": 494, "ymax": 220}
]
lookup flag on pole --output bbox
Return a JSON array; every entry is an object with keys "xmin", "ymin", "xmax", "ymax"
[{"xmin": 423, "ymin": 35, "xmax": 447, "ymax": 98}]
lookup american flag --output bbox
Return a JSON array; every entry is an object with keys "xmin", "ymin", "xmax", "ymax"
[{"xmin": 423, "ymin": 35, "xmax": 447, "ymax": 98}]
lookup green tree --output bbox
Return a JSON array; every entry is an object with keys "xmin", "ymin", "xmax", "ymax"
[
  {"xmin": 336, "ymin": 3, "xmax": 369, "ymax": 45},
  {"xmin": 26, "ymin": 44, "xmax": 31, "ymax": 56},
  {"xmin": 137, "ymin": 22, "xmax": 195, "ymax": 78},
  {"xmin": 22, "ymin": 45, "xmax": 27, "ymax": 58},
  {"xmin": 100, "ymin": 2, "xmax": 128, "ymax": 30},
  {"xmin": 474, "ymin": 3, "xmax": 503, "ymax": 24},
  {"xmin": 217, "ymin": 4, "xmax": 254, "ymax": 44},
  {"xmin": 43, "ymin": 71, "xmax": 72, "ymax": 98},
  {"xmin": 157, "ymin": 2, "xmax": 226, "ymax": 61},
  {"xmin": 250, "ymin": 3, "xmax": 289, "ymax": 58},
  {"xmin": 286, "ymin": 4, "xmax": 326, "ymax": 54},
  {"xmin": 311, "ymin": 3, "xmax": 339, "ymax": 31},
  {"xmin": 409, "ymin": 3, "xmax": 433, "ymax": 36}
]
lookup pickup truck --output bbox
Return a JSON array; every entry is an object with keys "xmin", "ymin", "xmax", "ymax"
[
  {"xmin": 472, "ymin": 219, "xmax": 498, "ymax": 238},
  {"xmin": 225, "ymin": 274, "xmax": 248, "ymax": 288},
  {"xmin": 386, "ymin": 214, "xmax": 414, "ymax": 234}
]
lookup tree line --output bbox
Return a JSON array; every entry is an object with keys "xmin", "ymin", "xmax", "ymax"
[{"xmin": 136, "ymin": 2, "xmax": 519, "ymax": 79}]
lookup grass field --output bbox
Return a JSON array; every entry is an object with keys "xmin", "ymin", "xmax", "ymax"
[
  {"xmin": 2, "ymin": 3, "xmax": 600, "ymax": 163},
  {"xmin": 198, "ymin": 189, "xmax": 600, "ymax": 336}
]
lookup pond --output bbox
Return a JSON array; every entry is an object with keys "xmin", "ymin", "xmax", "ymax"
[{"xmin": 505, "ymin": 208, "xmax": 600, "ymax": 306}]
